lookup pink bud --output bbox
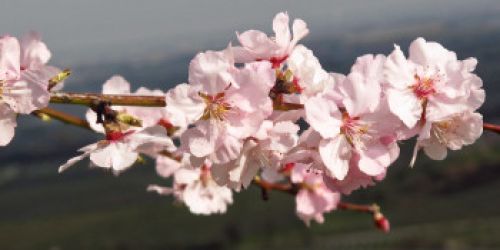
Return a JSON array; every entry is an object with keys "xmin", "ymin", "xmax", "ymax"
[{"xmin": 373, "ymin": 212, "xmax": 390, "ymax": 233}]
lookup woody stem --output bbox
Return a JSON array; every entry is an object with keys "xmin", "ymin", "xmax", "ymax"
[
  {"xmin": 252, "ymin": 176, "xmax": 379, "ymax": 214},
  {"xmin": 483, "ymin": 122, "xmax": 500, "ymax": 134},
  {"xmin": 50, "ymin": 92, "xmax": 166, "ymax": 107},
  {"xmin": 32, "ymin": 107, "xmax": 92, "ymax": 131}
]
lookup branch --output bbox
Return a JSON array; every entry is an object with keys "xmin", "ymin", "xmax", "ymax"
[
  {"xmin": 50, "ymin": 92, "xmax": 166, "ymax": 107},
  {"xmin": 32, "ymin": 108, "xmax": 92, "ymax": 130},
  {"xmin": 484, "ymin": 122, "xmax": 500, "ymax": 134},
  {"xmin": 253, "ymin": 176, "xmax": 298, "ymax": 195},
  {"xmin": 252, "ymin": 176, "xmax": 390, "ymax": 232}
]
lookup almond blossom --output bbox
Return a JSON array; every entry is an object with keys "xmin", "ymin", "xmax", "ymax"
[
  {"xmin": 286, "ymin": 128, "xmax": 389, "ymax": 195},
  {"xmin": 305, "ymin": 54, "xmax": 400, "ymax": 181},
  {"xmin": 59, "ymin": 126, "xmax": 173, "ymax": 174},
  {"xmin": 148, "ymin": 160, "xmax": 233, "ymax": 215},
  {"xmin": 291, "ymin": 163, "xmax": 341, "ymax": 226},
  {"xmin": 0, "ymin": 33, "xmax": 58, "ymax": 146},
  {"xmin": 177, "ymin": 48, "xmax": 275, "ymax": 164},
  {"xmin": 384, "ymin": 37, "xmax": 484, "ymax": 130},
  {"xmin": 384, "ymin": 38, "xmax": 485, "ymax": 165},
  {"xmin": 411, "ymin": 111, "xmax": 483, "ymax": 165},
  {"xmin": 235, "ymin": 12, "xmax": 309, "ymax": 68},
  {"xmin": 211, "ymin": 120, "xmax": 299, "ymax": 190}
]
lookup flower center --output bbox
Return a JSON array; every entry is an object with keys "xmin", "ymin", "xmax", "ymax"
[
  {"xmin": 105, "ymin": 130, "xmax": 134, "ymax": 141},
  {"xmin": 199, "ymin": 92, "xmax": 232, "ymax": 121},
  {"xmin": 431, "ymin": 118, "xmax": 459, "ymax": 145},
  {"xmin": 412, "ymin": 74, "xmax": 436, "ymax": 99},
  {"xmin": 269, "ymin": 55, "xmax": 288, "ymax": 69},
  {"xmin": 340, "ymin": 111, "xmax": 371, "ymax": 149}
]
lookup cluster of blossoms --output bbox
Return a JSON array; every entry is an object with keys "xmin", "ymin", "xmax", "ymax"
[{"xmin": 0, "ymin": 12, "xmax": 485, "ymax": 227}]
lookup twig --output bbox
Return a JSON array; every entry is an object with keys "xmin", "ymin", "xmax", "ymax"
[
  {"xmin": 252, "ymin": 176, "xmax": 390, "ymax": 232},
  {"xmin": 484, "ymin": 122, "xmax": 500, "ymax": 134},
  {"xmin": 50, "ymin": 92, "xmax": 166, "ymax": 107},
  {"xmin": 32, "ymin": 107, "xmax": 92, "ymax": 130}
]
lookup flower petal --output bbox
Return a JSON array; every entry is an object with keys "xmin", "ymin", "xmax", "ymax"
[{"xmin": 319, "ymin": 136, "xmax": 351, "ymax": 180}]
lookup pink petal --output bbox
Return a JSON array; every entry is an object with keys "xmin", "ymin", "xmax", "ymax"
[
  {"xmin": 102, "ymin": 75, "xmax": 131, "ymax": 94},
  {"xmin": 340, "ymin": 71, "xmax": 381, "ymax": 117},
  {"xmin": 188, "ymin": 49, "xmax": 234, "ymax": 95},
  {"xmin": 408, "ymin": 37, "xmax": 457, "ymax": 67},
  {"xmin": 290, "ymin": 19, "xmax": 309, "ymax": 48},
  {"xmin": 357, "ymin": 141, "xmax": 391, "ymax": 176},
  {"xmin": 0, "ymin": 104, "xmax": 16, "ymax": 146},
  {"xmin": 423, "ymin": 140, "xmax": 447, "ymax": 160},
  {"xmin": 20, "ymin": 32, "xmax": 51, "ymax": 70},
  {"xmin": 236, "ymin": 30, "xmax": 278, "ymax": 57},
  {"xmin": 156, "ymin": 155, "xmax": 181, "ymax": 178},
  {"xmin": 0, "ymin": 36, "xmax": 20, "ymax": 80},
  {"xmin": 272, "ymin": 12, "xmax": 291, "ymax": 49},
  {"xmin": 304, "ymin": 95, "xmax": 342, "ymax": 139},
  {"xmin": 319, "ymin": 136, "xmax": 351, "ymax": 180},
  {"xmin": 165, "ymin": 83, "xmax": 205, "ymax": 128},
  {"xmin": 89, "ymin": 142, "xmax": 138, "ymax": 172},
  {"xmin": 387, "ymin": 88, "xmax": 422, "ymax": 128}
]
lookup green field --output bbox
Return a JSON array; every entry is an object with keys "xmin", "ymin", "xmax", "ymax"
[{"xmin": 1, "ymin": 137, "xmax": 500, "ymax": 249}]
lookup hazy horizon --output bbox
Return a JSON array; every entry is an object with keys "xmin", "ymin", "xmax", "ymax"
[{"xmin": 1, "ymin": 0, "xmax": 499, "ymax": 66}]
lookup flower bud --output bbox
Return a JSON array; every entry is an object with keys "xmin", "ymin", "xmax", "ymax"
[
  {"xmin": 116, "ymin": 112, "xmax": 142, "ymax": 127},
  {"xmin": 373, "ymin": 211, "xmax": 390, "ymax": 233}
]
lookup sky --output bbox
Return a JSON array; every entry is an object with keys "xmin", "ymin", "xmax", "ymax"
[{"xmin": 1, "ymin": 0, "xmax": 499, "ymax": 66}]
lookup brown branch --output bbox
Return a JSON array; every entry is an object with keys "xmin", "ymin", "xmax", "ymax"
[
  {"xmin": 252, "ymin": 176, "xmax": 390, "ymax": 232},
  {"xmin": 50, "ymin": 92, "xmax": 166, "ymax": 107},
  {"xmin": 32, "ymin": 107, "xmax": 92, "ymax": 130},
  {"xmin": 273, "ymin": 102, "xmax": 304, "ymax": 111},
  {"xmin": 338, "ymin": 202, "xmax": 379, "ymax": 214},
  {"xmin": 484, "ymin": 122, "xmax": 500, "ymax": 134},
  {"xmin": 253, "ymin": 176, "xmax": 298, "ymax": 195}
]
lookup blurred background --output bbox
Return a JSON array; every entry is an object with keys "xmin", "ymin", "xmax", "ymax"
[{"xmin": 1, "ymin": 0, "xmax": 500, "ymax": 249}]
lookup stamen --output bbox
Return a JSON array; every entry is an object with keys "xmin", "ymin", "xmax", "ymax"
[
  {"xmin": 340, "ymin": 111, "xmax": 372, "ymax": 150},
  {"xmin": 199, "ymin": 91, "xmax": 232, "ymax": 121},
  {"xmin": 411, "ymin": 70, "xmax": 443, "ymax": 100},
  {"xmin": 432, "ymin": 118, "xmax": 459, "ymax": 145}
]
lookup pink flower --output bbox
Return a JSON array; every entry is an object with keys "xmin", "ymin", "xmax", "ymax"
[
  {"xmin": 164, "ymin": 83, "xmax": 205, "ymax": 133},
  {"xmin": 234, "ymin": 12, "xmax": 309, "ymax": 68},
  {"xmin": 178, "ymin": 48, "xmax": 275, "ymax": 164},
  {"xmin": 211, "ymin": 120, "xmax": 299, "ymax": 190},
  {"xmin": 0, "ymin": 104, "xmax": 16, "ymax": 146},
  {"xmin": 149, "ymin": 161, "xmax": 233, "ymax": 215},
  {"xmin": 323, "ymin": 160, "xmax": 387, "ymax": 195},
  {"xmin": 411, "ymin": 111, "xmax": 483, "ymax": 165},
  {"xmin": 305, "ymin": 54, "xmax": 400, "ymax": 181},
  {"xmin": 0, "ymin": 33, "xmax": 57, "ymax": 146},
  {"xmin": 59, "ymin": 126, "xmax": 173, "ymax": 174},
  {"xmin": 286, "ymin": 45, "xmax": 335, "ymax": 99},
  {"xmin": 286, "ymin": 128, "xmax": 391, "ymax": 195},
  {"xmin": 291, "ymin": 163, "xmax": 341, "ymax": 226},
  {"xmin": 384, "ymin": 37, "xmax": 484, "ymax": 130}
]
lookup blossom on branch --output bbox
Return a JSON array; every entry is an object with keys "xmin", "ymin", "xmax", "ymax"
[
  {"xmin": 148, "ymin": 159, "xmax": 233, "ymax": 215},
  {"xmin": 59, "ymin": 126, "xmax": 173, "ymax": 174},
  {"xmin": 0, "ymin": 33, "xmax": 62, "ymax": 146},
  {"xmin": 234, "ymin": 12, "xmax": 309, "ymax": 68}
]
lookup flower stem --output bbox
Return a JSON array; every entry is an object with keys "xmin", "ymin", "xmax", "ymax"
[{"xmin": 50, "ymin": 92, "xmax": 166, "ymax": 107}]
